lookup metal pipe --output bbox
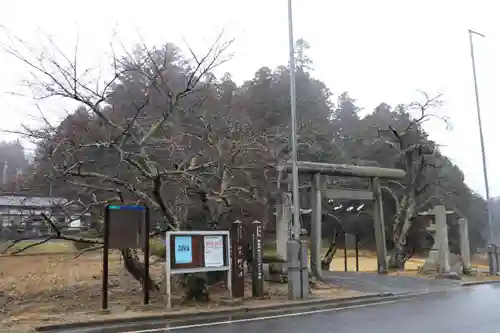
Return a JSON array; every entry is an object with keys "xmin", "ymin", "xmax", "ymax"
[
  {"xmin": 468, "ymin": 29, "xmax": 494, "ymax": 247},
  {"xmin": 287, "ymin": 0, "xmax": 301, "ymax": 241}
]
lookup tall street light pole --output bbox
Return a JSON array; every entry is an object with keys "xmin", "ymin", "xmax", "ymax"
[
  {"xmin": 287, "ymin": 0, "xmax": 300, "ymax": 242},
  {"xmin": 287, "ymin": 0, "xmax": 304, "ymax": 298},
  {"xmin": 468, "ymin": 29, "xmax": 496, "ymax": 274}
]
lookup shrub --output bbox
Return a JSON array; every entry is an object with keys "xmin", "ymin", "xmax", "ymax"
[{"xmin": 150, "ymin": 237, "xmax": 166, "ymax": 259}]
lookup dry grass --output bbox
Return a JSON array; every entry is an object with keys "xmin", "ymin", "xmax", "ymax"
[
  {"xmin": 0, "ymin": 252, "xmax": 166, "ymax": 331},
  {"xmin": 1, "ymin": 240, "xmax": 75, "ymax": 254},
  {"xmin": 328, "ymin": 256, "xmax": 424, "ymax": 272},
  {"xmin": 326, "ymin": 249, "xmax": 424, "ymax": 272},
  {"xmin": 328, "ymin": 251, "xmax": 488, "ymax": 273}
]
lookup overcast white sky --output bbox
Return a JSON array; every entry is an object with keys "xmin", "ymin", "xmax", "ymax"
[{"xmin": 0, "ymin": 0, "xmax": 499, "ymax": 197}]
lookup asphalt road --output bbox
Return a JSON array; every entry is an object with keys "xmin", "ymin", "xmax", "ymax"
[
  {"xmin": 324, "ymin": 271, "xmax": 461, "ymax": 293},
  {"xmin": 119, "ymin": 284, "xmax": 500, "ymax": 333}
]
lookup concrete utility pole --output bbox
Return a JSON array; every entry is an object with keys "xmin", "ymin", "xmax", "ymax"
[
  {"xmin": 2, "ymin": 161, "xmax": 8, "ymax": 186},
  {"xmin": 287, "ymin": 0, "xmax": 303, "ymax": 299},
  {"xmin": 468, "ymin": 29, "xmax": 496, "ymax": 274}
]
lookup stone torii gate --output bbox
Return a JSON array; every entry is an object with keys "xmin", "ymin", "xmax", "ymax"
[{"xmin": 278, "ymin": 161, "xmax": 406, "ymax": 278}]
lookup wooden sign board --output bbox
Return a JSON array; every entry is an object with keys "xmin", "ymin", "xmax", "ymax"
[
  {"xmin": 102, "ymin": 204, "xmax": 150, "ymax": 310},
  {"xmin": 106, "ymin": 205, "xmax": 147, "ymax": 249}
]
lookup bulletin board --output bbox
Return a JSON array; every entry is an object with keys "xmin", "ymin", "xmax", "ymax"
[{"xmin": 165, "ymin": 230, "xmax": 231, "ymax": 307}]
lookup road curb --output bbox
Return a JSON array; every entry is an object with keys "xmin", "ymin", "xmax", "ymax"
[
  {"xmin": 460, "ymin": 280, "xmax": 500, "ymax": 287},
  {"xmin": 36, "ymin": 292, "xmax": 404, "ymax": 332}
]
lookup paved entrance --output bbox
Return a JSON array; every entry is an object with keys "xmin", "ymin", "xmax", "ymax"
[{"xmin": 324, "ymin": 271, "xmax": 461, "ymax": 293}]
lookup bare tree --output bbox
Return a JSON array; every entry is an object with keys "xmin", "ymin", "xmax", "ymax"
[
  {"xmin": 1, "ymin": 30, "xmax": 289, "ymax": 299},
  {"xmin": 378, "ymin": 92, "xmax": 448, "ymax": 269}
]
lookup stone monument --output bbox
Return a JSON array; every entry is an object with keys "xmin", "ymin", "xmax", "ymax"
[
  {"xmin": 420, "ymin": 205, "xmax": 472, "ymax": 276},
  {"xmin": 458, "ymin": 218, "xmax": 472, "ymax": 274},
  {"xmin": 420, "ymin": 205, "xmax": 451, "ymax": 273}
]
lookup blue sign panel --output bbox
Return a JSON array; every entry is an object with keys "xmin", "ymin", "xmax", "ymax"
[
  {"xmin": 108, "ymin": 205, "xmax": 145, "ymax": 210},
  {"xmin": 174, "ymin": 236, "xmax": 193, "ymax": 264}
]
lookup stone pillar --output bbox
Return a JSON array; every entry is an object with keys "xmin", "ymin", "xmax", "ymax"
[
  {"xmin": 371, "ymin": 177, "xmax": 388, "ymax": 274},
  {"xmin": 310, "ymin": 173, "xmax": 322, "ymax": 279},
  {"xmin": 275, "ymin": 192, "xmax": 291, "ymax": 261},
  {"xmin": 487, "ymin": 245, "xmax": 499, "ymax": 275},
  {"xmin": 458, "ymin": 218, "xmax": 472, "ymax": 274},
  {"xmin": 433, "ymin": 205, "xmax": 450, "ymax": 274},
  {"xmin": 251, "ymin": 221, "xmax": 264, "ymax": 297}
]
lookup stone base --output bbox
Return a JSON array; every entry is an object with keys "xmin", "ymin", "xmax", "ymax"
[
  {"xmin": 420, "ymin": 250, "xmax": 440, "ymax": 272},
  {"xmin": 449, "ymin": 253, "xmax": 464, "ymax": 275},
  {"xmin": 421, "ymin": 251, "xmax": 463, "ymax": 275},
  {"xmin": 262, "ymin": 262, "xmax": 315, "ymax": 284},
  {"xmin": 436, "ymin": 272, "xmax": 461, "ymax": 280}
]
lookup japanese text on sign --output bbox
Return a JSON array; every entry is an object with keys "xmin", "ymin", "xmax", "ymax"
[
  {"xmin": 254, "ymin": 224, "xmax": 263, "ymax": 280},
  {"xmin": 204, "ymin": 235, "xmax": 224, "ymax": 267},
  {"xmin": 174, "ymin": 236, "xmax": 193, "ymax": 264},
  {"xmin": 237, "ymin": 244, "xmax": 244, "ymax": 277}
]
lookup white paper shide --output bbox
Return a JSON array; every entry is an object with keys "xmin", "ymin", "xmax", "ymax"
[{"xmin": 204, "ymin": 235, "xmax": 224, "ymax": 267}]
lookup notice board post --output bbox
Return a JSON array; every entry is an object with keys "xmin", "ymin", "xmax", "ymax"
[
  {"xmin": 251, "ymin": 220, "xmax": 264, "ymax": 297},
  {"xmin": 165, "ymin": 230, "xmax": 232, "ymax": 308},
  {"xmin": 231, "ymin": 220, "xmax": 245, "ymax": 298},
  {"xmin": 102, "ymin": 204, "xmax": 149, "ymax": 310}
]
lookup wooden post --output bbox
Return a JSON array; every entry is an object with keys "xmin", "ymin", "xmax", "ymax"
[
  {"xmin": 355, "ymin": 233, "xmax": 359, "ymax": 272},
  {"xmin": 344, "ymin": 232, "xmax": 348, "ymax": 272},
  {"xmin": 231, "ymin": 220, "xmax": 245, "ymax": 298},
  {"xmin": 143, "ymin": 205, "xmax": 150, "ymax": 305},
  {"xmin": 102, "ymin": 206, "xmax": 110, "ymax": 310},
  {"xmin": 371, "ymin": 177, "xmax": 388, "ymax": 274}
]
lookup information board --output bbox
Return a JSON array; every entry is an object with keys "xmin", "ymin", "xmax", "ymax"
[
  {"xmin": 165, "ymin": 230, "xmax": 231, "ymax": 308},
  {"xmin": 204, "ymin": 235, "xmax": 224, "ymax": 267}
]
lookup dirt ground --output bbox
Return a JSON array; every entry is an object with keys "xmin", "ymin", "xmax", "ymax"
[
  {"xmin": 0, "ymin": 252, "xmax": 361, "ymax": 332},
  {"xmin": 329, "ymin": 256, "xmax": 424, "ymax": 272},
  {"xmin": 329, "ymin": 251, "xmax": 489, "ymax": 273}
]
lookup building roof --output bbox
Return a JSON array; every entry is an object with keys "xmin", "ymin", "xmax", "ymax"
[{"xmin": 0, "ymin": 195, "xmax": 68, "ymax": 208}]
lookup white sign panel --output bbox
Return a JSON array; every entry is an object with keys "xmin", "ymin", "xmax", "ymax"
[{"xmin": 204, "ymin": 235, "xmax": 224, "ymax": 267}]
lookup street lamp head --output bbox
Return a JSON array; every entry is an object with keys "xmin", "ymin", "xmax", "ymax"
[{"xmin": 469, "ymin": 29, "xmax": 486, "ymax": 38}]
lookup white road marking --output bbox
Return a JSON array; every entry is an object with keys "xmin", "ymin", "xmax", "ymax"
[{"xmin": 120, "ymin": 299, "xmax": 399, "ymax": 333}]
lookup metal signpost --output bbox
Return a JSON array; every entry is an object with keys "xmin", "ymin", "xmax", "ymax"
[
  {"xmin": 102, "ymin": 204, "xmax": 150, "ymax": 310},
  {"xmin": 165, "ymin": 230, "xmax": 232, "ymax": 308}
]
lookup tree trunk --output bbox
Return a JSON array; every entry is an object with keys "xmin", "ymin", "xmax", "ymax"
[
  {"xmin": 121, "ymin": 248, "xmax": 159, "ymax": 291},
  {"xmin": 388, "ymin": 197, "xmax": 415, "ymax": 270},
  {"xmin": 388, "ymin": 243, "xmax": 406, "ymax": 270},
  {"xmin": 321, "ymin": 231, "xmax": 339, "ymax": 270}
]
